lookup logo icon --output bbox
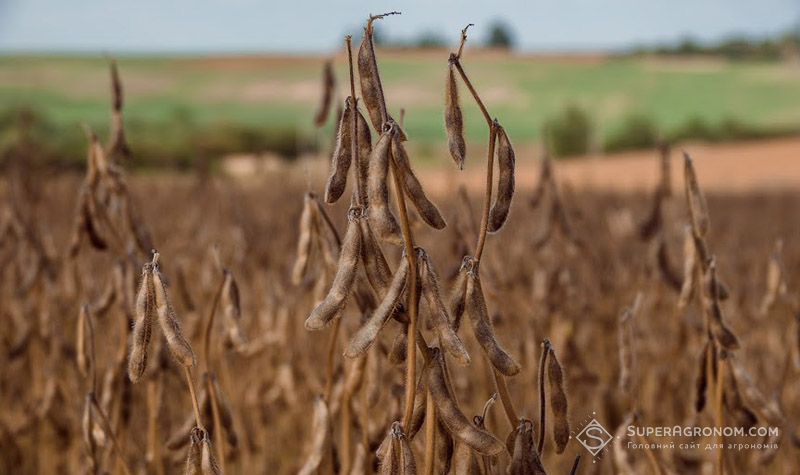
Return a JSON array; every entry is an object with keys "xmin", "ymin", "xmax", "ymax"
[{"xmin": 576, "ymin": 419, "xmax": 613, "ymax": 456}]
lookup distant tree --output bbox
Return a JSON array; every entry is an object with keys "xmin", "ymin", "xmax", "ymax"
[
  {"xmin": 486, "ymin": 21, "xmax": 515, "ymax": 49},
  {"xmin": 415, "ymin": 31, "xmax": 446, "ymax": 49}
]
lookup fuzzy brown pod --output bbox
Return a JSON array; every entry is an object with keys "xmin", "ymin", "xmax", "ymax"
[
  {"xmin": 448, "ymin": 257, "xmax": 474, "ymax": 331},
  {"xmin": 184, "ymin": 427, "xmax": 221, "ymax": 475},
  {"xmin": 292, "ymin": 193, "xmax": 317, "ymax": 285},
  {"xmin": 547, "ymin": 347, "xmax": 569, "ymax": 454},
  {"xmin": 344, "ymin": 256, "xmax": 409, "ymax": 357},
  {"xmin": 76, "ymin": 304, "xmax": 90, "ymax": 378},
  {"xmin": 683, "ymin": 152, "xmax": 709, "ymax": 238},
  {"xmin": 656, "ymin": 235, "xmax": 682, "ymax": 292},
  {"xmin": 306, "ymin": 210, "xmax": 362, "ymax": 330},
  {"xmin": 356, "ymin": 25, "xmax": 404, "ymax": 140},
  {"xmin": 428, "ymin": 350, "xmax": 504, "ymax": 456},
  {"xmin": 408, "ymin": 357, "xmax": 433, "ymax": 440},
  {"xmin": 508, "ymin": 419, "xmax": 547, "ymax": 475},
  {"xmin": 451, "ymin": 441, "xmax": 482, "ymax": 474},
  {"xmin": 390, "ymin": 129, "xmax": 447, "ymax": 230},
  {"xmin": 221, "ymin": 270, "xmax": 247, "ymax": 350},
  {"xmin": 377, "ymin": 429, "xmax": 398, "ymax": 475},
  {"xmin": 314, "ymin": 61, "xmax": 335, "ymax": 127},
  {"xmin": 129, "ymin": 263, "xmax": 155, "ymax": 382},
  {"xmin": 388, "ymin": 329, "xmax": 408, "ymax": 365},
  {"xmin": 677, "ymin": 224, "xmax": 696, "ymax": 309},
  {"xmin": 358, "ymin": 217, "xmax": 392, "ymax": 296},
  {"xmin": 487, "ymin": 123, "xmax": 515, "ymax": 233},
  {"xmin": 210, "ymin": 372, "xmax": 238, "ymax": 449},
  {"xmin": 434, "ymin": 417, "xmax": 454, "ymax": 475},
  {"xmin": 367, "ymin": 124, "xmax": 404, "ymax": 245},
  {"xmin": 108, "ymin": 60, "xmax": 131, "ymax": 160},
  {"xmin": 325, "ymin": 98, "xmax": 354, "ymax": 203},
  {"xmin": 417, "ymin": 249, "xmax": 470, "ymax": 364},
  {"xmin": 464, "ymin": 267, "xmax": 521, "ymax": 376},
  {"xmin": 298, "ymin": 397, "xmax": 332, "ymax": 475},
  {"xmin": 152, "ymin": 264, "xmax": 196, "ymax": 367},
  {"xmin": 81, "ymin": 191, "xmax": 108, "ymax": 251},
  {"xmin": 695, "ymin": 340, "xmax": 712, "ymax": 412},
  {"xmin": 728, "ymin": 357, "xmax": 785, "ymax": 427},
  {"xmin": 395, "ymin": 423, "xmax": 417, "ymax": 475},
  {"xmin": 445, "ymin": 58, "xmax": 466, "ymax": 169},
  {"xmin": 705, "ymin": 259, "xmax": 740, "ymax": 350},
  {"xmin": 355, "ymin": 106, "xmax": 373, "ymax": 190}
]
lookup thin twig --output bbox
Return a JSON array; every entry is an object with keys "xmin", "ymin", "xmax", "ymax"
[{"xmin": 183, "ymin": 366, "xmax": 204, "ymax": 429}]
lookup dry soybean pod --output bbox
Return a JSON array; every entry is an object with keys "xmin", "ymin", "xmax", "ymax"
[
  {"xmin": 356, "ymin": 15, "xmax": 403, "ymax": 137},
  {"xmin": 417, "ymin": 249, "xmax": 470, "ymax": 364},
  {"xmin": 706, "ymin": 259, "xmax": 740, "ymax": 350},
  {"xmin": 77, "ymin": 303, "xmax": 90, "ymax": 378},
  {"xmin": 448, "ymin": 257, "xmax": 473, "ymax": 331},
  {"xmin": 390, "ymin": 129, "xmax": 446, "ymax": 230},
  {"xmin": 434, "ymin": 417, "xmax": 454, "ymax": 475},
  {"xmin": 508, "ymin": 419, "xmax": 546, "ymax": 475},
  {"xmin": 695, "ymin": 340, "xmax": 711, "ymax": 412},
  {"xmin": 388, "ymin": 329, "xmax": 409, "ymax": 365},
  {"xmin": 395, "ymin": 423, "xmax": 417, "ymax": 475},
  {"xmin": 547, "ymin": 345, "xmax": 569, "ymax": 454},
  {"xmin": 344, "ymin": 257, "xmax": 409, "ymax": 357},
  {"xmin": 292, "ymin": 193, "xmax": 317, "ymax": 285},
  {"xmin": 152, "ymin": 260, "xmax": 196, "ymax": 368},
  {"xmin": 184, "ymin": 428, "xmax": 203, "ymax": 475},
  {"xmin": 683, "ymin": 152, "xmax": 709, "ymax": 238},
  {"xmin": 358, "ymin": 217, "xmax": 393, "ymax": 295},
  {"xmin": 325, "ymin": 98, "xmax": 354, "ymax": 204},
  {"xmin": 305, "ymin": 209, "xmax": 362, "ymax": 331},
  {"xmin": 356, "ymin": 106, "xmax": 373, "ymax": 187},
  {"xmin": 428, "ymin": 350, "xmax": 504, "ymax": 456},
  {"xmin": 313, "ymin": 60, "xmax": 335, "ymax": 127},
  {"xmin": 445, "ymin": 58, "xmax": 466, "ymax": 169},
  {"xmin": 367, "ymin": 124, "xmax": 403, "ymax": 245},
  {"xmin": 678, "ymin": 224, "xmax": 696, "ymax": 309},
  {"xmin": 298, "ymin": 397, "xmax": 332, "ymax": 475},
  {"xmin": 465, "ymin": 267, "xmax": 520, "ymax": 376},
  {"xmin": 128, "ymin": 263, "xmax": 155, "ymax": 383},
  {"xmin": 451, "ymin": 442, "xmax": 482, "ymax": 474},
  {"xmin": 487, "ymin": 123, "xmax": 515, "ymax": 233}
]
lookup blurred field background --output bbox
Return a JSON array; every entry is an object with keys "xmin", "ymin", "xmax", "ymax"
[{"xmin": 3, "ymin": 48, "xmax": 800, "ymax": 174}]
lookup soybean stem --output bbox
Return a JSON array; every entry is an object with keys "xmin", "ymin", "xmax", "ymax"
[
  {"xmin": 183, "ymin": 366, "xmax": 204, "ymax": 430},
  {"xmin": 424, "ymin": 388, "xmax": 436, "ymax": 475}
]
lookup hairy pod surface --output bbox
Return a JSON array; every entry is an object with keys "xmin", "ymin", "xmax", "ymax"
[
  {"xmin": 129, "ymin": 264, "xmax": 155, "ymax": 382},
  {"xmin": 508, "ymin": 419, "xmax": 547, "ymax": 475},
  {"xmin": 344, "ymin": 257, "xmax": 409, "ymax": 357},
  {"xmin": 153, "ymin": 267, "xmax": 196, "ymax": 367},
  {"xmin": 292, "ymin": 193, "xmax": 316, "ymax": 285},
  {"xmin": 547, "ymin": 347, "xmax": 569, "ymax": 454},
  {"xmin": 487, "ymin": 123, "xmax": 515, "ymax": 233},
  {"xmin": 305, "ymin": 212, "xmax": 362, "ymax": 330},
  {"xmin": 298, "ymin": 397, "xmax": 332, "ymax": 475},
  {"xmin": 428, "ymin": 351, "xmax": 504, "ymax": 456},
  {"xmin": 444, "ymin": 60, "xmax": 466, "ymax": 169},
  {"xmin": 313, "ymin": 61, "xmax": 335, "ymax": 127},
  {"xmin": 390, "ymin": 130, "xmax": 446, "ymax": 230},
  {"xmin": 465, "ymin": 269, "xmax": 521, "ymax": 376},
  {"xmin": 418, "ymin": 249, "xmax": 470, "ymax": 364},
  {"xmin": 325, "ymin": 98, "xmax": 354, "ymax": 204},
  {"xmin": 367, "ymin": 125, "xmax": 403, "ymax": 245},
  {"xmin": 683, "ymin": 153, "xmax": 709, "ymax": 238}
]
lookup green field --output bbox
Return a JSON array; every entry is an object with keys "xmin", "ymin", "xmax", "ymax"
[{"xmin": 2, "ymin": 52, "xmax": 800, "ymax": 161}]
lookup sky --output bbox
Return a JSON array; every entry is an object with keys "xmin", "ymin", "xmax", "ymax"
[{"xmin": 0, "ymin": 0, "xmax": 798, "ymax": 54}]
